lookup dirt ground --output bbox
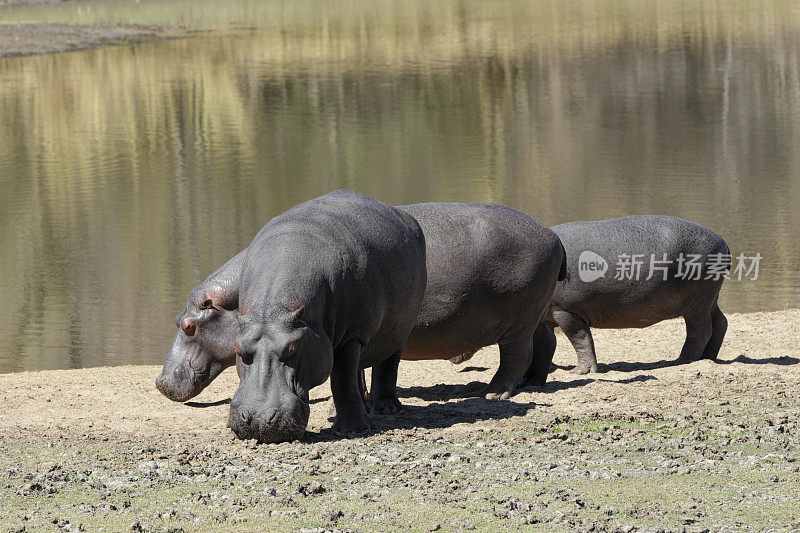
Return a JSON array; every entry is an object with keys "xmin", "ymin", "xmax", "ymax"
[{"xmin": 1, "ymin": 309, "xmax": 799, "ymax": 532}]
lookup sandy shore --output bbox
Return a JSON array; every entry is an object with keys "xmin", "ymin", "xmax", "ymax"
[
  {"xmin": 1, "ymin": 309, "xmax": 799, "ymax": 531},
  {"xmin": 2, "ymin": 309, "xmax": 798, "ymax": 439}
]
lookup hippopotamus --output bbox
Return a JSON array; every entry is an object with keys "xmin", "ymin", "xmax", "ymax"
[
  {"xmin": 155, "ymin": 249, "xmax": 246, "ymax": 402},
  {"xmin": 227, "ymin": 190, "xmax": 427, "ymax": 442},
  {"xmin": 387, "ymin": 202, "xmax": 566, "ymax": 399},
  {"xmin": 548, "ymin": 215, "xmax": 729, "ymax": 374},
  {"xmin": 157, "ymin": 201, "xmax": 566, "ymax": 409}
]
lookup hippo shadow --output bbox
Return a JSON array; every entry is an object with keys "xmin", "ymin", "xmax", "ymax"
[
  {"xmin": 394, "ymin": 379, "xmax": 592, "ymax": 402},
  {"xmin": 307, "ymin": 374, "xmax": 656, "ymax": 440},
  {"xmin": 459, "ymin": 366, "xmax": 490, "ymax": 372},
  {"xmin": 717, "ymin": 354, "xmax": 799, "ymax": 366},
  {"xmin": 379, "ymin": 398, "xmax": 544, "ymax": 432},
  {"xmin": 309, "ymin": 397, "xmax": 546, "ymax": 441},
  {"xmin": 566, "ymin": 353, "xmax": 799, "ymax": 374},
  {"xmin": 184, "ymin": 398, "xmax": 231, "ymax": 408},
  {"xmin": 309, "ymin": 396, "xmax": 331, "ymax": 405},
  {"xmin": 593, "ymin": 359, "xmax": 683, "ymax": 373},
  {"xmin": 394, "ymin": 372, "xmax": 654, "ymax": 403},
  {"xmin": 528, "ymin": 374, "xmax": 656, "ymax": 389}
]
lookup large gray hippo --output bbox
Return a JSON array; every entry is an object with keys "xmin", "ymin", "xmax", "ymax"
[
  {"xmin": 227, "ymin": 190, "xmax": 427, "ymax": 442},
  {"xmin": 549, "ymin": 215, "xmax": 729, "ymax": 374},
  {"xmin": 157, "ymin": 202, "xmax": 566, "ymax": 406}
]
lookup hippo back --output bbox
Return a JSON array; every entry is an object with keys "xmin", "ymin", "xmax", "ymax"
[
  {"xmin": 552, "ymin": 215, "xmax": 729, "ymax": 328},
  {"xmin": 239, "ymin": 190, "xmax": 428, "ymax": 364},
  {"xmin": 398, "ymin": 202, "xmax": 564, "ymax": 358}
]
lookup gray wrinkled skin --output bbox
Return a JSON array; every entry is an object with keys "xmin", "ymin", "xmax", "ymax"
[
  {"xmin": 549, "ymin": 215, "xmax": 729, "ymax": 374},
  {"xmin": 155, "ymin": 249, "xmax": 246, "ymax": 402},
  {"xmin": 227, "ymin": 190, "xmax": 427, "ymax": 443}
]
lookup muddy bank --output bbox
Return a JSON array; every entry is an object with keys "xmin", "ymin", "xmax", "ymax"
[
  {"xmin": 1, "ymin": 309, "xmax": 799, "ymax": 531},
  {"xmin": 0, "ymin": 23, "xmax": 171, "ymax": 58}
]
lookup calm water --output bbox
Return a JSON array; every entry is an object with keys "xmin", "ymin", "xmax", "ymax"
[{"xmin": 1, "ymin": 0, "xmax": 799, "ymax": 372}]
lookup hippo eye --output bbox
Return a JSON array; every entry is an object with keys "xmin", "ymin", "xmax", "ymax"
[
  {"xmin": 280, "ymin": 341, "xmax": 298, "ymax": 361},
  {"xmin": 199, "ymin": 299, "xmax": 221, "ymax": 312}
]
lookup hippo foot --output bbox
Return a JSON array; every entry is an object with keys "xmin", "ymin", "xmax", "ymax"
[
  {"xmin": 517, "ymin": 376, "xmax": 547, "ymax": 389},
  {"xmin": 332, "ymin": 411, "xmax": 374, "ymax": 436},
  {"xmin": 482, "ymin": 385, "xmax": 513, "ymax": 400},
  {"xmin": 368, "ymin": 396, "xmax": 402, "ymax": 415},
  {"xmin": 569, "ymin": 365, "xmax": 597, "ymax": 375}
]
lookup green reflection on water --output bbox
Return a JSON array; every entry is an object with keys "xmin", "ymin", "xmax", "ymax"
[{"xmin": 1, "ymin": 0, "xmax": 799, "ymax": 371}]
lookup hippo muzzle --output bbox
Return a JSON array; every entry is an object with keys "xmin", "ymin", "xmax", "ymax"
[
  {"xmin": 156, "ymin": 333, "xmax": 225, "ymax": 402},
  {"xmin": 156, "ymin": 361, "xmax": 220, "ymax": 403},
  {"xmin": 227, "ymin": 390, "xmax": 310, "ymax": 443},
  {"xmin": 155, "ymin": 366, "xmax": 198, "ymax": 403}
]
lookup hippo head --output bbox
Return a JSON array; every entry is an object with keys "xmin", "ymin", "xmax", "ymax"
[
  {"xmin": 155, "ymin": 287, "xmax": 239, "ymax": 402},
  {"xmin": 227, "ymin": 306, "xmax": 333, "ymax": 443}
]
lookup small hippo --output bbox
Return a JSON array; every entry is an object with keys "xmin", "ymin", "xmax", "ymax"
[
  {"xmin": 157, "ymin": 202, "xmax": 566, "ymax": 408},
  {"xmin": 548, "ymin": 215, "xmax": 729, "ymax": 374},
  {"xmin": 155, "ymin": 249, "xmax": 246, "ymax": 402},
  {"xmin": 227, "ymin": 190, "xmax": 427, "ymax": 442}
]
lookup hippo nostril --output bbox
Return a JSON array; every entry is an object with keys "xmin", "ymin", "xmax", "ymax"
[
  {"xmin": 240, "ymin": 410, "xmax": 252, "ymax": 425},
  {"xmin": 181, "ymin": 317, "xmax": 197, "ymax": 337}
]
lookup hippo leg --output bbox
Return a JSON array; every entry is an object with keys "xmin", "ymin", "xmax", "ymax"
[
  {"xmin": 368, "ymin": 349, "xmax": 403, "ymax": 415},
  {"xmin": 676, "ymin": 311, "xmax": 714, "ymax": 364},
  {"xmin": 553, "ymin": 310, "xmax": 598, "ymax": 374},
  {"xmin": 701, "ymin": 304, "xmax": 727, "ymax": 360},
  {"xmin": 328, "ymin": 369, "xmax": 368, "ymax": 419},
  {"xmin": 330, "ymin": 340, "xmax": 374, "ymax": 434},
  {"xmin": 519, "ymin": 320, "xmax": 556, "ymax": 387},
  {"xmin": 484, "ymin": 329, "xmax": 534, "ymax": 400}
]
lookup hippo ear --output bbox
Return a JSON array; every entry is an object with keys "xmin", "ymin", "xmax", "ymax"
[
  {"xmin": 234, "ymin": 316, "xmax": 261, "ymax": 357},
  {"xmin": 289, "ymin": 305, "xmax": 305, "ymax": 327},
  {"xmin": 205, "ymin": 288, "xmax": 238, "ymax": 310}
]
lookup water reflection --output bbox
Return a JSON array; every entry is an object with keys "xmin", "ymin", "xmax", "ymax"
[{"xmin": 0, "ymin": 1, "xmax": 798, "ymax": 371}]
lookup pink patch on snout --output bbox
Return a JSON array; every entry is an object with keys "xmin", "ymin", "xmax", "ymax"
[{"xmin": 181, "ymin": 317, "xmax": 197, "ymax": 336}]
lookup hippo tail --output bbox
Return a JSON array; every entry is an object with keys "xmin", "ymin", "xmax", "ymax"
[{"xmin": 555, "ymin": 235, "xmax": 569, "ymax": 282}]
